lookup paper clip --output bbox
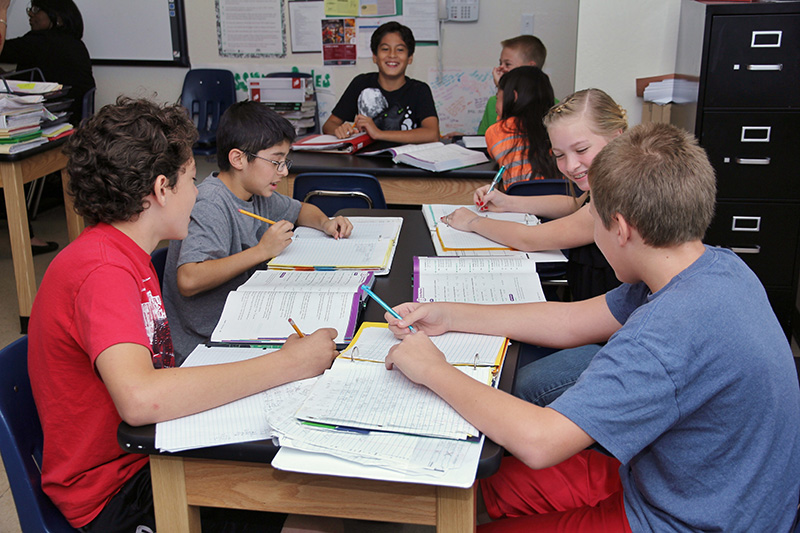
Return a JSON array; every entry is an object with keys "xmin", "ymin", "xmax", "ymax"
[{"xmin": 351, "ymin": 346, "xmax": 359, "ymax": 363}]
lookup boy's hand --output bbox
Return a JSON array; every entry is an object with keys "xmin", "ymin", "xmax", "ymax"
[
  {"xmin": 322, "ymin": 216, "xmax": 353, "ymax": 240},
  {"xmin": 386, "ymin": 302, "xmax": 450, "ymax": 338},
  {"xmin": 257, "ymin": 219, "xmax": 294, "ymax": 260},
  {"xmin": 283, "ymin": 328, "xmax": 339, "ymax": 377},
  {"xmin": 442, "ymin": 207, "xmax": 480, "ymax": 232},
  {"xmin": 333, "ymin": 122, "xmax": 356, "ymax": 139},
  {"xmin": 385, "ymin": 331, "xmax": 449, "ymax": 386},
  {"xmin": 474, "ymin": 185, "xmax": 509, "ymax": 212},
  {"xmin": 492, "ymin": 66, "xmax": 506, "ymax": 87},
  {"xmin": 353, "ymin": 115, "xmax": 381, "ymax": 140}
]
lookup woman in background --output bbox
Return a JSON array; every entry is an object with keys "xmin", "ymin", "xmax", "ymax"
[{"xmin": 0, "ymin": 0, "xmax": 96, "ymax": 254}]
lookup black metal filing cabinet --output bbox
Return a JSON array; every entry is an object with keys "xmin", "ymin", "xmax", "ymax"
[{"xmin": 678, "ymin": 0, "xmax": 800, "ymax": 338}]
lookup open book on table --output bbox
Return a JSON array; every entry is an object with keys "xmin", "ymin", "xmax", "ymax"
[
  {"xmin": 291, "ymin": 131, "xmax": 374, "ymax": 154},
  {"xmin": 210, "ymin": 269, "xmax": 374, "ymax": 345},
  {"xmin": 267, "ymin": 217, "xmax": 403, "ymax": 274},
  {"xmin": 422, "ymin": 204, "xmax": 567, "ymax": 261},
  {"xmin": 293, "ymin": 322, "xmax": 508, "ymax": 440},
  {"xmin": 361, "ymin": 141, "xmax": 488, "ymax": 172},
  {"xmin": 413, "ymin": 256, "xmax": 546, "ymax": 304}
]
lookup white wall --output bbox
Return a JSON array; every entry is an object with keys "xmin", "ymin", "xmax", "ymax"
[
  {"xmin": 574, "ymin": 0, "xmax": 681, "ymax": 125},
  {"xmin": 90, "ymin": 0, "xmax": 579, "ymax": 115},
  {"xmin": 85, "ymin": 1, "xmax": 682, "ymax": 128}
]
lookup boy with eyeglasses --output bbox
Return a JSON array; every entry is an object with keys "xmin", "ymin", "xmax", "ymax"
[{"xmin": 163, "ymin": 101, "xmax": 352, "ymax": 363}]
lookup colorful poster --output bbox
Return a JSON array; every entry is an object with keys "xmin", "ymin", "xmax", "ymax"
[
  {"xmin": 322, "ymin": 18, "xmax": 357, "ymax": 66},
  {"xmin": 428, "ymin": 68, "xmax": 496, "ymax": 135}
]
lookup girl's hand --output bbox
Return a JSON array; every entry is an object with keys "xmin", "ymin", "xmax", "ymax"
[
  {"xmin": 283, "ymin": 328, "xmax": 339, "ymax": 377},
  {"xmin": 474, "ymin": 185, "xmax": 510, "ymax": 212},
  {"xmin": 322, "ymin": 216, "xmax": 353, "ymax": 239},
  {"xmin": 443, "ymin": 207, "xmax": 481, "ymax": 232}
]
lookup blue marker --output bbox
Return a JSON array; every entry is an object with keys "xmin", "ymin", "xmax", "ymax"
[{"xmin": 360, "ymin": 285, "xmax": 416, "ymax": 333}]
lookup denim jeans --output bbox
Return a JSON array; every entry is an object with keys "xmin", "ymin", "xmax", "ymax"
[{"xmin": 513, "ymin": 344, "xmax": 603, "ymax": 406}]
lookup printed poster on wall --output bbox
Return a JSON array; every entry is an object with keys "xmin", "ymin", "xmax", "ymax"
[
  {"xmin": 322, "ymin": 18, "xmax": 357, "ymax": 65},
  {"xmin": 217, "ymin": 0, "xmax": 286, "ymax": 57}
]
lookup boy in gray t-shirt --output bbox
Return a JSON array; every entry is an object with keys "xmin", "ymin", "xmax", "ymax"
[{"xmin": 163, "ymin": 101, "xmax": 353, "ymax": 363}]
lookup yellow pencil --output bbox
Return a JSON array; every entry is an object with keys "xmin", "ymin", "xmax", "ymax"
[
  {"xmin": 287, "ymin": 318, "xmax": 305, "ymax": 337},
  {"xmin": 238, "ymin": 208, "xmax": 276, "ymax": 225}
]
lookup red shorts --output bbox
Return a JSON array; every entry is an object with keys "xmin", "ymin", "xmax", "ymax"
[{"xmin": 479, "ymin": 450, "xmax": 632, "ymax": 533}]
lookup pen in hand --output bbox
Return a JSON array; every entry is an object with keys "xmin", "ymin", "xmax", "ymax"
[
  {"xmin": 360, "ymin": 285, "xmax": 416, "ymax": 333},
  {"xmin": 480, "ymin": 165, "xmax": 506, "ymax": 212}
]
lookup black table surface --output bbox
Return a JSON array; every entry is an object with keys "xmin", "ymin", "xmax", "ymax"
[
  {"xmin": 118, "ymin": 208, "xmax": 515, "ymax": 479},
  {"xmin": 291, "ymin": 147, "xmax": 499, "ymax": 179}
]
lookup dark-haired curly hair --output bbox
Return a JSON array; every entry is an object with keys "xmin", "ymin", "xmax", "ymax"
[
  {"xmin": 497, "ymin": 66, "xmax": 559, "ymax": 181},
  {"xmin": 65, "ymin": 97, "xmax": 197, "ymax": 225}
]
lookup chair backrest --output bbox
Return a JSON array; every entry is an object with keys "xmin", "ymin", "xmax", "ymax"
[
  {"xmin": 81, "ymin": 86, "xmax": 96, "ymax": 121},
  {"xmin": 505, "ymin": 178, "xmax": 574, "ymax": 197},
  {"xmin": 180, "ymin": 69, "xmax": 237, "ymax": 153},
  {"xmin": 0, "ymin": 336, "xmax": 75, "ymax": 532},
  {"xmin": 265, "ymin": 72, "xmax": 320, "ymax": 134},
  {"xmin": 151, "ymin": 247, "xmax": 168, "ymax": 288},
  {"xmin": 292, "ymin": 173, "xmax": 387, "ymax": 217}
]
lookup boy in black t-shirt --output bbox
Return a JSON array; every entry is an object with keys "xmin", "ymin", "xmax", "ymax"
[{"xmin": 322, "ymin": 21, "xmax": 439, "ymax": 143}]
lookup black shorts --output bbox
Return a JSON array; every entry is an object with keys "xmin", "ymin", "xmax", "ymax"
[{"xmin": 78, "ymin": 463, "xmax": 286, "ymax": 533}]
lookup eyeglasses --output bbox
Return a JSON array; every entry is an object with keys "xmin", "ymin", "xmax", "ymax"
[
  {"xmin": 246, "ymin": 152, "xmax": 293, "ymax": 172},
  {"xmin": 26, "ymin": 5, "xmax": 41, "ymax": 16}
]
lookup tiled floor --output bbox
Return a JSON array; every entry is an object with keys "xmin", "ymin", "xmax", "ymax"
[{"xmin": 1, "ymin": 175, "xmax": 799, "ymax": 531}]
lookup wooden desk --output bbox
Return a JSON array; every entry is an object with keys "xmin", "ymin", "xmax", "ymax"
[
  {"xmin": 118, "ymin": 209, "xmax": 517, "ymax": 533},
  {"xmin": 283, "ymin": 150, "xmax": 499, "ymax": 205},
  {"xmin": 0, "ymin": 140, "xmax": 84, "ymax": 331}
]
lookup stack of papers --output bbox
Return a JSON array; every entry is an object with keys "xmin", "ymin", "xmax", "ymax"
[
  {"xmin": 291, "ymin": 131, "xmax": 374, "ymax": 154},
  {"xmin": 643, "ymin": 78, "xmax": 699, "ymax": 104},
  {"xmin": 268, "ymin": 217, "xmax": 403, "ymax": 274}
]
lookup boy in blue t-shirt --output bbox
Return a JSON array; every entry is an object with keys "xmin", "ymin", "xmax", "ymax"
[
  {"xmin": 322, "ymin": 21, "xmax": 439, "ymax": 144},
  {"xmin": 383, "ymin": 122, "xmax": 800, "ymax": 531}
]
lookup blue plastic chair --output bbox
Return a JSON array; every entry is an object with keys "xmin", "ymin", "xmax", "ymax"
[
  {"xmin": 0, "ymin": 336, "xmax": 76, "ymax": 532},
  {"xmin": 151, "ymin": 247, "xmax": 168, "ymax": 288},
  {"xmin": 292, "ymin": 173, "xmax": 387, "ymax": 217},
  {"xmin": 180, "ymin": 69, "xmax": 237, "ymax": 156}
]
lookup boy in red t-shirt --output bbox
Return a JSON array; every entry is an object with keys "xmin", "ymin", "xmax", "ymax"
[{"xmin": 27, "ymin": 97, "xmax": 339, "ymax": 532}]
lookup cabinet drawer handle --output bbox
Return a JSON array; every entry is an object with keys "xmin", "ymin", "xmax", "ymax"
[
  {"xmin": 735, "ymin": 157, "xmax": 770, "ymax": 165},
  {"xmin": 746, "ymin": 64, "xmax": 783, "ymax": 71},
  {"xmin": 729, "ymin": 245, "xmax": 761, "ymax": 255},
  {"xmin": 731, "ymin": 216, "xmax": 761, "ymax": 232}
]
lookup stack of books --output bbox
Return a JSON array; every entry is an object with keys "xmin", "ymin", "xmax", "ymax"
[
  {"xmin": 250, "ymin": 77, "xmax": 318, "ymax": 136},
  {"xmin": 0, "ymin": 80, "xmax": 75, "ymax": 154}
]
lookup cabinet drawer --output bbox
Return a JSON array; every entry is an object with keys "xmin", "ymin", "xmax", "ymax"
[
  {"xmin": 704, "ymin": 202, "xmax": 800, "ymax": 286},
  {"xmin": 704, "ymin": 13, "xmax": 800, "ymax": 108},
  {"xmin": 700, "ymin": 111, "xmax": 800, "ymax": 199}
]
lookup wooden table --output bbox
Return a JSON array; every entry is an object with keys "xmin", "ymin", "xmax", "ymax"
[
  {"xmin": 0, "ymin": 139, "xmax": 84, "ymax": 331},
  {"xmin": 118, "ymin": 210, "xmax": 518, "ymax": 533},
  {"xmin": 283, "ymin": 149, "xmax": 499, "ymax": 206}
]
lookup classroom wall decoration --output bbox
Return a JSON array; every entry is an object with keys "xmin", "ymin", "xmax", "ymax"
[
  {"xmin": 428, "ymin": 68, "xmax": 495, "ymax": 135},
  {"xmin": 216, "ymin": 0, "xmax": 287, "ymax": 58}
]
